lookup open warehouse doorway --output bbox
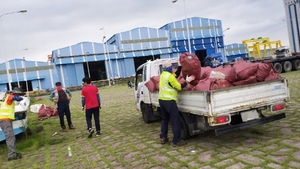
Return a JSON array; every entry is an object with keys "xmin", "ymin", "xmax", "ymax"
[
  {"xmin": 195, "ymin": 49, "xmax": 207, "ymax": 67},
  {"xmin": 133, "ymin": 54, "xmax": 160, "ymax": 70},
  {"xmin": 83, "ymin": 61, "xmax": 107, "ymax": 81}
]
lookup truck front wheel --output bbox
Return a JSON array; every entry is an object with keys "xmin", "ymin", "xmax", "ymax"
[{"xmin": 180, "ymin": 115, "xmax": 190, "ymax": 140}]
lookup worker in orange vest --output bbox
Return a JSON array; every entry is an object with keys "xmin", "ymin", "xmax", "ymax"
[{"xmin": 0, "ymin": 91, "xmax": 23, "ymax": 161}]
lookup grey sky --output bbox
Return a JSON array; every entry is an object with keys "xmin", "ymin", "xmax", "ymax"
[{"xmin": 0, "ymin": 0, "xmax": 288, "ymax": 63}]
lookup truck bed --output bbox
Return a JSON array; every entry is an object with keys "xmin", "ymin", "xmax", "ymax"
[{"xmin": 149, "ymin": 78, "xmax": 289, "ymax": 116}]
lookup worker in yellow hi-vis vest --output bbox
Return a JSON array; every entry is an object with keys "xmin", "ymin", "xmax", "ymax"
[
  {"xmin": 0, "ymin": 91, "xmax": 23, "ymax": 161},
  {"xmin": 158, "ymin": 60, "xmax": 195, "ymax": 147}
]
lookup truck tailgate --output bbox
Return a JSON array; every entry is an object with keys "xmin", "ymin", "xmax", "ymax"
[
  {"xmin": 150, "ymin": 79, "xmax": 289, "ymax": 116},
  {"xmin": 210, "ymin": 78, "xmax": 289, "ymax": 115},
  {"xmin": 177, "ymin": 79, "xmax": 289, "ymax": 116}
]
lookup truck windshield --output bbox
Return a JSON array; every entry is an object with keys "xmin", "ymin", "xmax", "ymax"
[{"xmin": 276, "ymin": 50, "xmax": 285, "ymax": 55}]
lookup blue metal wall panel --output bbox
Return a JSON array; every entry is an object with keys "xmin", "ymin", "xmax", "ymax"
[
  {"xmin": 124, "ymin": 58, "xmax": 135, "ymax": 77},
  {"xmin": 70, "ymin": 43, "xmax": 82, "ymax": 56},
  {"xmin": 74, "ymin": 63, "xmax": 85, "ymax": 85},
  {"xmin": 31, "ymin": 80, "xmax": 39, "ymax": 90},
  {"xmin": 58, "ymin": 46, "xmax": 71, "ymax": 57},
  {"xmin": 0, "ymin": 84, "xmax": 7, "ymax": 91},
  {"xmin": 66, "ymin": 64, "xmax": 77, "ymax": 86}
]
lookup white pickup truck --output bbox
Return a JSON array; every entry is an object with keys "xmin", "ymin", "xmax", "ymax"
[{"xmin": 134, "ymin": 58, "xmax": 290, "ymax": 139}]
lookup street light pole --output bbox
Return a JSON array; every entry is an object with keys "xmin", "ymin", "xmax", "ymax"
[
  {"xmin": 100, "ymin": 27, "xmax": 114, "ymax": 85},
  {"xmin": 0, "ymin": 10, "xmax": 27, "ymax": 91},
  {"xmin": 172, "ymin": 0, "xmax": 192, "ymax": 53},
  {"xmin": 86, "ymin": 52, "xmax": 91, "ymax": 78}
]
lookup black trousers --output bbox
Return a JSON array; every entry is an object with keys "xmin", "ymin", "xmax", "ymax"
[
  {"xmin": 57, "ymin": 102, "xmax": 72, "ymax": 128},
  {"xmin": 159, "ymin": 99, "xmax": 181, "ymax": 144},
  {"xmin": 85, "ymin": 107, "xmax": 101, "ymax": 132}
]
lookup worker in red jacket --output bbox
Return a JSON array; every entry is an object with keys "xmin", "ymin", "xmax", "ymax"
[
  {"xmin": 81, "ymin": 77, "xmax": 101, "ymax": 138},
  {"xmin": 0, "ymin": 91, "xmax": 23, "ymax": 161}
]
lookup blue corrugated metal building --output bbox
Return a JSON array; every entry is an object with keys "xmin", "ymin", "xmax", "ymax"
[
  {"xmin": 0, "ymin": 59, "xmax": 58, "ymax": 91},
  {"xmin": 0, "ymin": 16, "xmax": 247, "ymax": 91}
]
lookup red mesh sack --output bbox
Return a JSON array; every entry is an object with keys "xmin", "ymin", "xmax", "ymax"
[
  {"xmin": 211, "ymin": 79, "xmax": 233, "ymax": 90},
  {"xmin": 38, "ymin": 104, "xmax": 48, "ymax": 118},
  {"xmin": 145, "ymin": 80, "xmax": 156, "ymax": 92},
  {"xmin": 38, "ymin": 105, "xmax": 53, "ymax": 118},
  {"xmin": 265, "ymin": 68, "xmax": 281, "ymax": 81},
  {"xmin": 256, "ymin": 62, "xmax": 272, "ymax": 81},
  {"xmin": 182, "ymin": 83, "xmax": 194, "ymax": 90},
  {"xmin": 192, "ymin": 78, "xmax": 214, "ymax": 91},
  {"xmin": 150, "ymin": 75, "xmax": 160, "ymax": 91},
  {"xmin": 200, "ymin": 66, "xmax": 212, "ymax": 79},
  {"xmin": 232, "ymin": 76, "xmax": 257, "ymax": 86},
  {"xmin": 52, "ymin": 108, "xmax": 58, "ymax": 116},
  {"xmin": 213, "ymin": 65, "xmax": 237, "ymax": 82},
  {"xmin": 179, "ymin": 52, "xmax": 201, "ymax": 86},
  {"xmin": 233, "ymin": 59, "xmax": 258, "ymax": 80}
]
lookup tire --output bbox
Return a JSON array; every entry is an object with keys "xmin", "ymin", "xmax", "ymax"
[
  {"xmin": 292, "ymin": 59, "xmax": 300, "ymax": 70},
  {"xmin": 282, "ymin": 61, "xmax": 292, "ymax": 72},
  {"xmin": 180, "ymin": 115, "xmax": 190, "ymax": 140},
  {"xmin": 141, "ymin": 103, "xmax": 153, "ymax": 123},
  {"xmin": 273, "ymin": 62, "xmax": 282, "ymax": 73}
]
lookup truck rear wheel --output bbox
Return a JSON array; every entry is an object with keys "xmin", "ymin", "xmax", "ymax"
[
  {"xmin": 282, "ymin": 61, "xmax": 292, "ymax": 72},
  {"xmin": 141, "ymin": 103, "xmax": 154, "ymax": 123},
  {"xmin": 292, "ymin": 59, "xmax": 300, "ymax": 70},
  {"xmin": 180, "ymin": 115, "xmax": 190, "ymax": 140},
  {"xmin": 273, "ymin": 62, "xmax": 282, "ymax": 73}
]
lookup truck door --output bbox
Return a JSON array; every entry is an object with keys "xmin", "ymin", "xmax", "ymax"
[{"xmin": 134, "ymin": 66, "xmax": 144, "ymax": 111}]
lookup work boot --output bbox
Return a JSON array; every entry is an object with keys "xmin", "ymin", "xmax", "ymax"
[
  {"xmin": 61, "ymin": 126, "xmax": 67, "ymax": 132},
  {"xmin": 69, "ymin": 125, "xmax": 76, "ymax": 129},
  {"xmin": 160, "ymin": 137, "xmax": 169, "ymax": 144},
  {"xmin": 171, "ymin": 140, "xmax": 187, "ymax": 147},
  {"xmin": 8, "ymin": 153, "xmax": 22, "ymax": 161}
]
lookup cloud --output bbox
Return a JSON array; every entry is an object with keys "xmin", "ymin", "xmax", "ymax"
[{"xmin": 0, "ymin": 0, "xmax": 289, "ymax": 63}]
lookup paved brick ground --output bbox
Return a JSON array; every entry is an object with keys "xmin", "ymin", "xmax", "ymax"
[{"xmin": 1, "ymin": 72, "xmax": 300, "ymax": 169}]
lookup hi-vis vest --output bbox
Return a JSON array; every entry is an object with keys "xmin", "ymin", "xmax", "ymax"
[
  {"xmin": 159, "ymin": 72, "xmax": 178, "ymax": 101},
  {"xmin": 0, "ymin": 95, "xmax": 15, "ymax": 120}
]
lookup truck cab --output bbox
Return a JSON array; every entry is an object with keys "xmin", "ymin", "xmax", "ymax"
[
  {"xmin": 275, "ymin": 46, "xmax": 291, "ymax": 58},
  {"xmin": 134, "ymin": 58, "xmax": 178, "ymax": 122}
]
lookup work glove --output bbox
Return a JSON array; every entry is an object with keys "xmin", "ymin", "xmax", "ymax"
[{"xmin": 186, "ymin": 75, "xmax": 195, "ymax": 83}]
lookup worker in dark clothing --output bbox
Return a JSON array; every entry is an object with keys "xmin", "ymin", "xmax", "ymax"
[
  {"xmin": 49, "ymin": 82, "xmax": 76, "ymax": 132},
  {"xmin": 159, "ymin": 60, "xmax": 195, "ymax": 147},
  {"xmin": 0, "ymin": 91, "xmax": 23, "ymax": 161}
]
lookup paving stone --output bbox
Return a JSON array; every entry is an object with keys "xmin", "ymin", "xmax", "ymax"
[
  {"xmin": 215, "ymin": 158, "xmax": 235, "ymax": 167},
  {"xmin": 198, "ymin": 150, "xmax": 214, "ymax": 162},
  {"xmin": 266, "ymin": 155, "xmax": 288, "ymax": 163},
  {"xmin": 225, "ymin": 162, "xmax": 246, "ymax": 169},
  {"xmin": 235, "ymin": 154, "xmax": 264, "ymax": 165},
  {"xmin": 267, "ymin": 163, "xmax": 283, "ymax": 169},
  {"xmin": 292, "ymin": 150, "xmax": 300, "ymax": 160},
  {"xmin": 289, "ymin": 161, "xmax": 300, "ymax": 168}
]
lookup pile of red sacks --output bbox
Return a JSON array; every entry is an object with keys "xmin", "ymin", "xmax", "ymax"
[
  {"xmin": 38, "ymin": 104, "xmax": 58, "ymax": 119},
  {"xmin": 145, "ymin": 53, "xmax": 281, "ymax": 92}
]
